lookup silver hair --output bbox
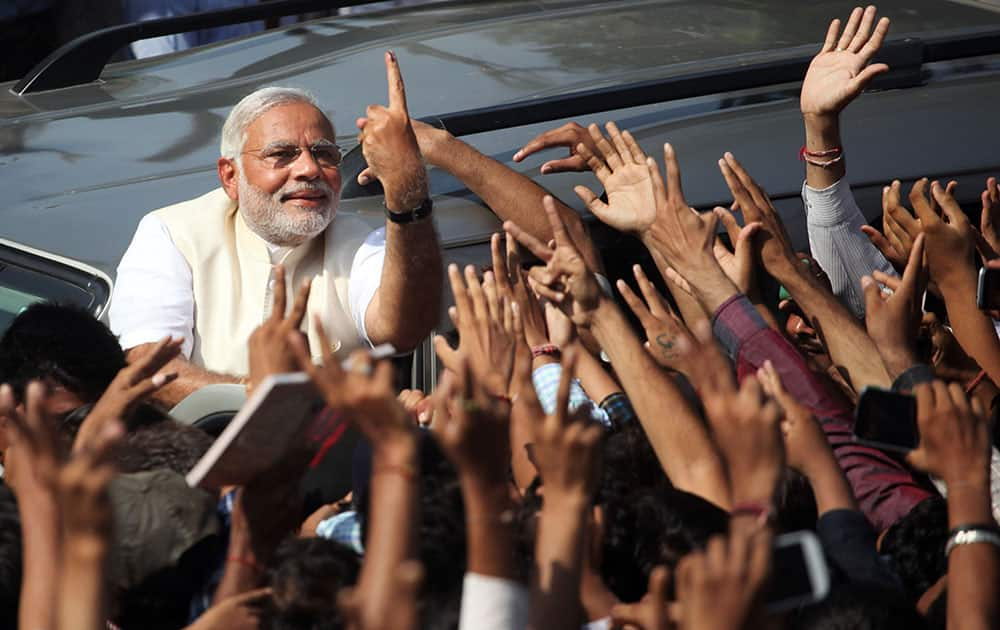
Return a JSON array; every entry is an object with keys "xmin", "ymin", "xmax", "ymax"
[{"xmin": 219, "ymin": 86, "xmax": 324, "ymax": 160}]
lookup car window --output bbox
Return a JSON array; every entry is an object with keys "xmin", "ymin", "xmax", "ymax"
[{"xmin": 0, "ymin": 242, "xmax": 112, "ymax": 334}]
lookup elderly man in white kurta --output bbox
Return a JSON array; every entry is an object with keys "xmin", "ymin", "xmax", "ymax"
[{"xmin": 109, "ymin": 53, "xmax": 442, "ymax": 405}]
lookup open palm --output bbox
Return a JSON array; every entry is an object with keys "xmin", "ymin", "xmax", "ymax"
[
  {"xmin": 574, "ymin": 122, "xmax": 657, "ymax": 234},
  {"xmin": 800, "ymin": 7, "xmax": 890, "ymax": 117}
]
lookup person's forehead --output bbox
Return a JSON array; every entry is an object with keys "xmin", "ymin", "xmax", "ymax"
[{"xmin": 244, "ymin": 102, "xmax": 335, "ymax": 147}]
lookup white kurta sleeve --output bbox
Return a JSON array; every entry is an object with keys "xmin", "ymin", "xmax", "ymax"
[
  {"xmin": 802, "ymin": 178, "xmax": 898, "ymax": 319},
  {"xmin": 458, "ymin": 573, "xmax": 529, "ymax": 630},
  {"xmin": 347, "ymin": 227, "xmax": 386, "ymax": 346},
  {"xmin": 108, "ymin": 214, "xmax": 195, "ymax": 357}
]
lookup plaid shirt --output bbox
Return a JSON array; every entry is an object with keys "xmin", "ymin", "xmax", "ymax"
[
  {"xmin": 532, "ymin": 362, "xmax": 610, "ymax": 427},
  {"xmin": 712, "ymin": 294, "xmax": 932, "ymax": 532}
]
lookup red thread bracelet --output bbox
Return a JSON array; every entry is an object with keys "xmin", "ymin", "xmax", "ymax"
[{"xmin": 531, "ymin": 344, "xmax": 561, "ymax": 358}]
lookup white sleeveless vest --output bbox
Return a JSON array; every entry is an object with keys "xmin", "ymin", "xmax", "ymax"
[{"xmin": 153, "ymin": 188, "xmax": 373, "ymax": 375}]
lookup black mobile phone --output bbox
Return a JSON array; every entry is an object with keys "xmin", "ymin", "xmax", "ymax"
[
  {"xmin": 977, "ymin": 267, "xmax": 1000, "ymax": 310},
  {"xmin": 853, "ymin": 387, "xmax": 919, "ymax": 453},
  {"xmin": 764, "ymin": 531, "xmax": 830, "ymax": 613}
]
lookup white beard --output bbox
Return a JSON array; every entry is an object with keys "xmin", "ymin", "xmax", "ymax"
[{"xmin": 237, "ymin": 173, "xmax": 338, "ymax": 247}]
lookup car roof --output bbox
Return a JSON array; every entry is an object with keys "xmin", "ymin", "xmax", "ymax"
[{"xmin": 3, "ymin": 0, "xmax": 1000, "ymax": 278}]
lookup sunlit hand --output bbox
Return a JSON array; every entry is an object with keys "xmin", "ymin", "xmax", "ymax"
[
  {"xmin": 800, "ymin": 6, "xmax": 890, "ymax": 118},
  {"xmin": 357, "ymin": 51, "xmax": 428, "ymax": 211},
  {"xmin": 513, "ymin": 121, "xmax": 599, "ymax": 174},
  {"xmin": 573, "ymin": 122, "xmax": 657, "ymax": 235}
]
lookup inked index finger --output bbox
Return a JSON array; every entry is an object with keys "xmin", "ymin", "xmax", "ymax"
[{"xmin": 385, "ymin": 50, "xmax": 408, "ymax": 113}]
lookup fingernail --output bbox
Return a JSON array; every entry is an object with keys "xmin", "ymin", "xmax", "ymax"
[
  {"xmin": 388, "ymin": 50, "xmax": 396, "ymax": 61},
  {"xmin": 513, "ymin": 150, "xmax": 523, "ymax": 160},
  {"xmin": 359, "ymin": 175, "xmax": 370, "ymax": 185},
  {"xmin": 152, "ymin": 373, "xmax": 167, "ymax": 387}
]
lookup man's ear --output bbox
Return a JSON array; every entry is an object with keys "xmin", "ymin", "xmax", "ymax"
[{"xmin": 218, "ymin": 157, "xmax": 239, "ymax": 201}]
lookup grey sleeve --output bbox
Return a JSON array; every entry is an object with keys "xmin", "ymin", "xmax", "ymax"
[{"xmin": 802, "ymin": 179, "xmax": 898, "ymax": 318}]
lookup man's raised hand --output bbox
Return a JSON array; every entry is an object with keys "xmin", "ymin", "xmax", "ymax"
[
  {"xmin": 504, "ymin": 196, "xmax": 602, "ymax": 327},
  {"xmin": 357, "ymin": 51, "xmax": 428, "ymax": 212},
  {"xmin": 800, "ymin": 6, "xmax": 890, "ymax": 119},
  {"xmin": 247, "ymin": 264, "xmax": 311, "ymax": 393},
  {"xmin": 572, "ymin": 122, "xmax": 657, "ymax": 235},
  {"xmin": 513, "ymin": 121, "xmax": 599, "ymax": 174}
]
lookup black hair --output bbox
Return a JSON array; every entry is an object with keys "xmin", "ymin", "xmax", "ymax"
[
  {"xmin": 600, "ymin": 484, "xmax": 729, "ymax": 602},
  {"xmin": 0, "ymin": 302, "xmax": 125, "ymax": 402},
  {"xmin": 0, "ymin": 483, "xmax": 22, "ymax": 630},
  {"xmin": 878, "ymin": 496, "xmax": 949, "ymax": 603},
  {"xmin": 259, "ymin": 537, "xmax": 361, "ymax": 630},
  {"xmin": 789, "ymin": 585, "xmax": 928, "ymax": 630},
  {"xmin": 115, "ymin": 414, "xmax": 214, "ymax": 476}
]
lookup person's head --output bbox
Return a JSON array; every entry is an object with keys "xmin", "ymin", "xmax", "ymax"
[
  {"xmin": 0, "ymin": 302, "xmax": 125, "ymax": 408},
  {"xmin": 259, "ymin": 537, "xmax": 360, "ymax": 630},
  {"xmin": 878, "ymin": 496, "xmax": 949, "ymax": 603},
  {"xmin": 0, "ymin": 483, "xmax": 22, "ymax": 630},
  {"xmin": 600, "ymin": 485, "xmax": 730, "ymax": 602},
  {"xmin": 789, "ymin": 585, "xmax": 928, "ymax": 630},
  {"xmin": 218, "ymin": 87, "xmax": 342, "ymax": 247},
  {"xmin": 108, "ymin": 471, "xmax": 223, "ymax": 630}
]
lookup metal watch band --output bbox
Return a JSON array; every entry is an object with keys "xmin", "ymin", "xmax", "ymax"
[
  {"xmin": 385, "ymin": 198, "xmax": 433, "ymax": 224},
  {"xmin": 944, "ymin": 526, "xmax": 1000, "ymax": 557}
]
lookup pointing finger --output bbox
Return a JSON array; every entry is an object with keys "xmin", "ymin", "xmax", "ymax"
[{"xmin": 384, "ymin": 50, "xmax": 408, "ymax": 113}]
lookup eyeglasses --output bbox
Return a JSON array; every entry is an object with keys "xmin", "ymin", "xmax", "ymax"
[{"xmin": 241, "ymin": 142, "xmax": 342, "ymax": 169}]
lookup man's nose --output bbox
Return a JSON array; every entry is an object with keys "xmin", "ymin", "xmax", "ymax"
[{"xmin": 291, "ymin": 148, "xmax": 321, "ymax": 180}]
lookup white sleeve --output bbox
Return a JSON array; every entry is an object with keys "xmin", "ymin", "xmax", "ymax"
[
  {"xmin": 348, "ymin": 227, "xmax": 386, "ymax": 346},
  {"xmin": 458, "ymin": 573, "xmax": 529, "ymax": 630},
  {"xmin": 108, "ymin": 214, "xmax": 195, "ymax": 357},
  {"xmin": 802, "ymin": 179, "xmax": 898, "ymax": 319}
]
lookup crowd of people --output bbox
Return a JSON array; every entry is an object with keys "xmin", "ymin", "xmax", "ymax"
[{"xmin": 0, "ymin": 4, "xmax": 998, "ymax": 630}]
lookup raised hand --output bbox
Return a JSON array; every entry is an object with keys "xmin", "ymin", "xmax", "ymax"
[
  {"xmin": 718, "ymin": 153, "xmax": 797, "ymax": 274},
  {"xmin": 800, "ymin": 6, "xmax": 890, "ymax": 118},
  {"xmin": 617, "ymin": 264, "xmax": 694, "ymax": 373},
  {"xmin": 357, "ymin": 51, "xmax": 428, "ymax": 212},
  {"xmin": 572, "ymin": 122, "xmax": 657, "ymax": 235},
  {"xmin": 862, "ymin": 233, "xmax": 926, "ymax": 376},
  {"xmin": 713, "ymin": 207, "xmax": 761, "ymax": 297},
  {"xmin": 247, "ymin": 263, "xmax": 311, "ymax": 393},
  {"xmin": 674, "ymin": 521, "xmax": 772, "ymax": 630},
  {"xmin": 73, "ymin": 335, "xmax": 181, "ymax": 453},
  {"xmin": 907, "ymin": 380, "xmax": 991, "ymax": 486},
  {"xmin": 289, "ymin": 324, "xmax": 413, "ymax": 452},
  {"xmin": 433, "ymin": 263, "xmax": 516, "ymax": 397},
  {"xmin": 913, "ymin": 179, "xmax": 976, "ymax": 287},
  {"xmin": 642, "ymin": 144, "xmax": 719, "ymax": 278},
  {"xmin": 513, "ymin": 121, "xmax": 599, "ymax": 174},
  {"xmin": 979, "ymin": 176, "xmax": 1000, "ymax": 258},
  {"xmin": 505, "ymin": 196, "xmax": 603, "ymax": 327},
  {"xmin": 433, "ymin": 359, "xmax": 512, "ymax": 486}
]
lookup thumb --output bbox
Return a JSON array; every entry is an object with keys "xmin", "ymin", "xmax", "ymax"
[
  {"xmin": 861, "ymin": 275, "xmax": 883, "ymax": 317},
  {"xmin": 849, "ymin": 63, "xmax": 889, "ymax": 94}
]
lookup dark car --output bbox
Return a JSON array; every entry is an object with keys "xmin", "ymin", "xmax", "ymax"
[{"xmin": 2, "ymin": 0, "xmax": 1000, "ymax": 387}]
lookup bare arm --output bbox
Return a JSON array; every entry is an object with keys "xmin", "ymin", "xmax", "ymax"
[
  {"xmin": 126, "ymin": 347, "xmax": 239, "ymax": 407},
  {"xmin": 365, "ymin": 218, "xmax": 443, "ymax": 350},
  {"xmin": 414, "ymin": 123, "xmax": 602, "ymax": 272},
  {"xmin": 719, "ymin": 152, "xmax": 892, "ymax": 391}
]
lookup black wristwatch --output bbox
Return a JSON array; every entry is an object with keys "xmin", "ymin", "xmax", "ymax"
[{"xmin": 385, "ymin": 198, "xmax": 433, "ymax": 224}]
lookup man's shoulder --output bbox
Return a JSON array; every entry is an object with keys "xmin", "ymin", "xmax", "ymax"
[{"xmin": 151, "ymin": 188, "xmax": 235, "ymax": 223}]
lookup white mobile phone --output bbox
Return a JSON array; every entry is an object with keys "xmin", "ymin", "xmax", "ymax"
[{"xmin": 764, "ymin": 530, "xmax": 831, "ymax": 613}]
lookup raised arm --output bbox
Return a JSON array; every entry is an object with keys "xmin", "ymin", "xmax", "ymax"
[
  {"xmin": 506, "ymin": 193, "xmax": 730, "ymax": 508},
  {"xmin": 915, "ymin": 180, "xmax": 1000, "ymax": 387},
  {"xmin": 358, "ymin": 51, "xmax": 443, "ymax": 350},
  {"xmin": 799, "ymin": 7, "xmax": 896, "ymax": 316},
  {"xmin": 720, "ymin": 152, "xmax": 892, "ymax": 391}
]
